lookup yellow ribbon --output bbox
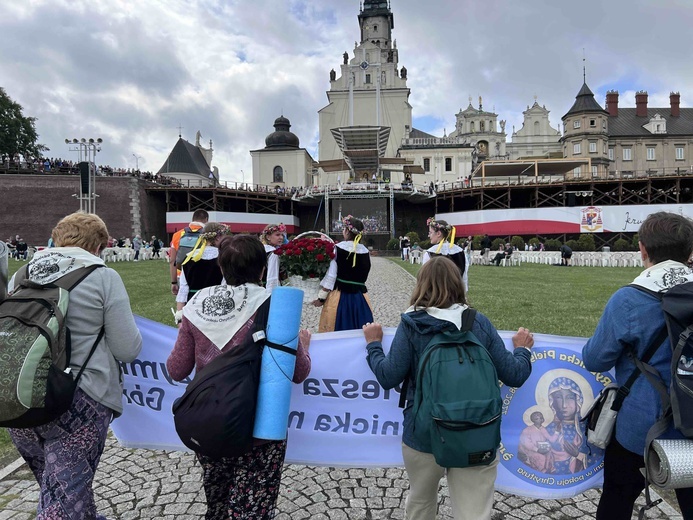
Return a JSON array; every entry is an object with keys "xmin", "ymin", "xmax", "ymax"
[
  {"xmin": 449, "ymin": 226, "xmax": 456, "ymax": 246},
  {"xmin": 181, "ymin": 236, "xmax": 206, "ymax": 265},
  {"xmin": 351, "ymin": 233, "xmax": 363, "ymax": 267}
]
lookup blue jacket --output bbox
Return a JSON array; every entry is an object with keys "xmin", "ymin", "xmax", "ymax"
[
  {"xmin": 366, "ymin": 309, "xmax": 532, "ymax": 452},
  {"xmin": 582, "ymin": 286, "xmax": 684, "ymax": 455}
]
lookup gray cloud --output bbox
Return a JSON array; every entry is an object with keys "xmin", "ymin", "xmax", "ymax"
[{"xmin": 1, "ymin": 0, "xmax": 691, "ymax": 182}]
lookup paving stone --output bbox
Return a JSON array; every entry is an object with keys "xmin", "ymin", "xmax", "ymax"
[{"xmin": 0, "ymin": 258, "xmax": 684, "ymax": 519}]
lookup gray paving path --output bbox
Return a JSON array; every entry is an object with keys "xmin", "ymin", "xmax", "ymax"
[{"xmin": 0, "ymin": 258, "xmax": 682, "ymax": 519}]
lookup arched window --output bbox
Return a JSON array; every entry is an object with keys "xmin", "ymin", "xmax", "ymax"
[
  {"xmin": 534, "ymin": 121, "xmax": 540, "ymax": 136},
  {"xmin": 273, "ymin": 166, "xmax": 284, "ymax": 183},
  {"xmin": 480, "ymin": 121, "xmax": 485, "ymax": 132},
  {"xmin": 470, "ymin": 121, "xmax": 475, "ymax": 132}
]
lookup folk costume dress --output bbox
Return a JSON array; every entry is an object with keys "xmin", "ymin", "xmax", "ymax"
[
  {"xmin": 263, "ymin": 244, "xmax": 281, "ymax": 294},
  {"xmin": 318, "ymin": 241, "xmax": 374, "ymax": 332},
  {"xmin": 422, "ymin": 242, "xmax": 466, "ymax": 280},
  {"xmin": 176, "ymin": 245, "xmax": 223, "ymax": 304}
]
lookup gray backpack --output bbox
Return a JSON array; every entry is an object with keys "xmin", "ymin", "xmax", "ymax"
[{"xmin": 0, "ymin": 265, "xmax": 104, "ymax": 427}]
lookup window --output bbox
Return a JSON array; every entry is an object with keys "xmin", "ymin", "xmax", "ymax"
[
  {"xmin": 480, "ymin": 121, "xmax": 485, "ymax": 132},
  {"xmin": 573, "ymin": 143, "xmax": 581, "ymax": 154},
  {"xmin": 589, "ymin": 142, "xmax": 597, "ymax": 153},
  {"xmin": 445, "ymin": 157, "xmax": 452, "ymax": 172},
  {"xmin": 423, "ymin": 158, "xmax": 430, "ymax": 172},
  {"xmin": 365, "ymin": 74, "xmax": 371, "ymax": 84},
  {"xmin": 573, "ymin": 120, "xmax": 581, "ymax": 129},
  {"xmin": 592, "ymin": 166, "xmax": 598, "ymax": 177},
  {"xmin": 590, "ymin": 119, "xmax": 596, "ymax": 127},
  {"xmin": 623, "ymin": 148, "xmax": 632, "ymax": 161},
  {"xmin": 373, "ymin": 25, "xmax": 378, "ymax": 32},
  {"xmin": 273, "ymin": 166, "xmax": 284, "ymax": 183},
  {"xmin": 676, "ymin": 147, "xmax": 685, "ymax": 160},
  {"xmin": 534, "ymin": 121, "xmax": 540, "ymax": 135},
  {"xmin": 647, "ymin": 147, "xmax": 656, "ymax": 161},
  {"xmin": 602, "ymin": 120, "xmax": 607, "ymax": 129},
  {"xmin": 470, "ymin": 122, "xmax": 475, "ymax": 132},
  {"xmin": 608, "ymin": 148, "xmax": 614, "ymax": 161}
]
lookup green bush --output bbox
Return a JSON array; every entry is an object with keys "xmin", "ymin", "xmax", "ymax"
[
  {"xmin": 544, "ymin": 239, "xmax": 562, "ymax": 251},
  {"xmin": 406, "ymin": 231, "xmax": 420, "ymax": 245},
  {"xmin": 528, "ymin": 237, "xmax": 541, "ymax": 249},
  {"xmin": 419, "ymin": 239, "xmax": 431, "ymax": 250},
  {"xmin": 386, "ymin": 238, "xmax": 399, "ymax": 250},
  {"xmin": 613, "ymin": 238, "xmax": 630, "ymax": 251},
  {"xmin": 631, "ymin": 233, "xmax": 640, "ymax": 250},
  {"xmin": 566, "ymin": 239, "xmax": 580, "ymax": 252},
  {"xmin": 472, "ymin": 235, "xmax": 483, "ymax": 250},
  {"xmin": 578, "ymin": 234, "xmax": 596, "ymax": 252},
  {"xmin": 511, "ymin": 236, "xmax": 525, "ymax": 251},
  {"xmin": 491, "ymin": 238, "xmax": 504, "ymax": 251}
]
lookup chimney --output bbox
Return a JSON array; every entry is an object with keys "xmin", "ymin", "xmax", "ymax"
[
  {"xmin": 670, "ymin": 92, "xmax": 681, "ymax": 117},
  {"xmin": 635, "ymin": 90, "xmax": 648, "ymax": 117},
  {"xmin": 606, "ymin": 90, "xmax": 619, "ymax": 116}
]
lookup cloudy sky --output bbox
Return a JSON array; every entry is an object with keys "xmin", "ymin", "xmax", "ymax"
[{"xmin": 2, "ymin": 0, "xmax": 691, "ymax": 184}]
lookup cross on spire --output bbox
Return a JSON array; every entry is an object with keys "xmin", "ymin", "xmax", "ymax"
[{"xmin": 177, "ymin": 124, "xmax": 184, "ymax": 138}]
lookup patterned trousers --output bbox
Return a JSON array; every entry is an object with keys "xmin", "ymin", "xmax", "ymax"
[
  {"xmin": 197, "ymin": 440, "xmax": 287, "ymax": 520},
  {"xmin": 9, "ymin": 388, "xmax": 112, "ymax": 520}
]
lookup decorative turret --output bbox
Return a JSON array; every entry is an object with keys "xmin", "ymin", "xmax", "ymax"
[{"xmin": 264, "ymin": 116, "xmax": 300, "ymax": 149}]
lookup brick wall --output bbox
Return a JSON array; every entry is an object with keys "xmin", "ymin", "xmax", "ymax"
[{"xmin": 0, "ymin": 175, "xmax": 166, "ymax": 246}]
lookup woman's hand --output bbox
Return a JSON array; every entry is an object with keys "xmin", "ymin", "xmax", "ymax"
[
  {"xmin": 311, "ymin": 299, "xmax": 324, "ymax": 307},
  {"xmin": 362, "ymin": 322, "xmax": 383, "ymax": 344},
  {"xmin": 512, "ymin": 327, "xmax": 534, "ymax": 349},
  {"xmin": 299, "ymin": 329, "xmax": 312, "ymax": 350}
]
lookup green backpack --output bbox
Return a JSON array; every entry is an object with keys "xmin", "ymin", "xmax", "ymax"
[
  {"xmin": 0, "ymin": 265, "xmax": 104, "ymax": 428},
  {"xmin": 410, "ymin": 309, "xmax": 502, "ymax": 468}
]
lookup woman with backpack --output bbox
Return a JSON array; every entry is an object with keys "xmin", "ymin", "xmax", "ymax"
[
  {"xmin": 312, "ymin": 214, "xmax": 374, "ymax": 332},
  {"xmin": 167, "ymin": 234, "xmax": 312, "ymax": 519},
  {"xmin": 6, "ymin": 212, "xmax": 142, "ymax": 520},
  {"xmin": 362, "ymin": 256, "xmax": 534, "ymax": 520}
]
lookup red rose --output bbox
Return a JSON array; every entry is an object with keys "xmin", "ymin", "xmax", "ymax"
[
  {"xmin": 316, "ymin": 253, "xmax": 325, "ymax": 261},
  {"xmin": 307, "ymin": 246, "xmax": 315, "ymax": 252}
]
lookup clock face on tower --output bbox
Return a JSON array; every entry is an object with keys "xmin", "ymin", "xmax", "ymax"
[{"xmin": 360, "ymin": 61, "xmax": 369, "ymax": 70}]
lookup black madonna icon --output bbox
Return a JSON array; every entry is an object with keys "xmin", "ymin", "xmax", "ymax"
[{"xmin": 498, "ymin": 346, "xmax": 609, "ymax": 493}]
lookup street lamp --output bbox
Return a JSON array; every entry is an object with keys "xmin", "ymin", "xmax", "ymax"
[
  {"xmin": 133, "ymin": 153, "xmax": 142, "ymax": 171},
  {"xmin": 66, "ymin": 137, "xmax": 103, "ymax": 213}
]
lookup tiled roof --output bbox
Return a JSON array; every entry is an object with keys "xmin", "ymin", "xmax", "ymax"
[
  {"xmin": 564, "ymin": 83, "xmax": 607, "ymax": 117},
  {"xmin": 409, "ymin": 128, "xmax": 437, "ymax": 139},
  {"xmin": 157, "ymin": 138, "xmax": 211, "ymax": 176},
  {"xmin": 609, "ymin": 108, "xmax": 693, "ymax": 137}
]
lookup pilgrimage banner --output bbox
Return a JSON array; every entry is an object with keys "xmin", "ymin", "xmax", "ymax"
[{"xmin": 110, "ymin": 317, "xmax": 614, "ymax": 499}]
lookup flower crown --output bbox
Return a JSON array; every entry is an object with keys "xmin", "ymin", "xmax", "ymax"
[
  {"xmin": 342, "ymin": 215, "xmax": 363, "ymax": 236},
  {"xmin": 427, "ymin": 217, "xmax": 451, "ymax": 234},
  {"xmin": 262, "ymin": 223, "xmax": 286, "ymax": 237},
  {"xmin": 200, "ymin": 225, "xmax": 232, "ymax": 242}
]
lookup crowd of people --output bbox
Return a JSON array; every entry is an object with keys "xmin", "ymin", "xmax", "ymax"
[{"xmin": 2, "ymin": 208, "xmax": 693, "ymax": 519}]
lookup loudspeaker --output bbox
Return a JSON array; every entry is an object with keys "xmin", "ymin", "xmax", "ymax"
[
  {"xmin": 79, "ymin": 162, "xmax": 90, "ymax": 195},
  {"xmin": 566, "ymin": 193, "xmax": 576, "ymax": 207}
]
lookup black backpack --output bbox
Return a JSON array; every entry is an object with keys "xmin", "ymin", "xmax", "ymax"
[
  {"xmin": 0, "ymin": 265, "xmax": 104, "ymax": 428},
  {"xmin": 172, "ymin": 298, "xmax": 295, "ymax": 459},
  {"xmin": 630, "ymin": 282, "xmax": 693, "ymax": 439}
]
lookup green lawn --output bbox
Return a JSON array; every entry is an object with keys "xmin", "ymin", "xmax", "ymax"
[
  {"xmin": 390, "ymin": 259, "xmax": 641, "ymax": 338},
  {"xmin": 0, "ymin": 258, "xmax": 641, "ymax": 458}
]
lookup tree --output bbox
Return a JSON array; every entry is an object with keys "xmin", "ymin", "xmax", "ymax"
[{"xmin": 0, "ymin": 87, "xmax": 47, "ymax": 160}]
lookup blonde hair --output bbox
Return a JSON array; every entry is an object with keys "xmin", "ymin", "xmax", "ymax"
[
  {"xmin": 200, "ymin": 222, "xmax": 232, "ymax": 244},
  {"xmin": 52, "ymin": 212, "xmax": 109, "ymax": 253},
  {"xmin": 409, "ymin": 256, "xmax": 467, "ymax": 309}
]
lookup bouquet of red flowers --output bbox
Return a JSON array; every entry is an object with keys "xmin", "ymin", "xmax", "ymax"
[{"xmin": 274, "ymin": 236, "xmax": 336, "ymax": 279}]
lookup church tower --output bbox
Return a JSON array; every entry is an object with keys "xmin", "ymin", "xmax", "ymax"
[{"xmin": 318, "ymin": 0, "xmax": 412, "ymax": 165}]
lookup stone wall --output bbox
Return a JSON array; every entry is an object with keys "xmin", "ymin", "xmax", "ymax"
[{"xmin": 0, "ymin": 175, "xmax": 166, "ymax": 246}]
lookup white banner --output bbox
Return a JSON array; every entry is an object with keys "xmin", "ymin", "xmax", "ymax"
[{"xmin": 111, "ymin": 317, "xmax": 614, "ymax": 499}]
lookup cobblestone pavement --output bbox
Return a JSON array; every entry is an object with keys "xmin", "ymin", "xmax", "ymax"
[{"xmin": 0, "ymin": 258, "xmax": 682, "ymax": 519}]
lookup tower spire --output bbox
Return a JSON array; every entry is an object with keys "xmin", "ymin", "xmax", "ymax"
[{"xmin": 582, "ymin": 48, "xmax": 586, "ymax": 83}]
